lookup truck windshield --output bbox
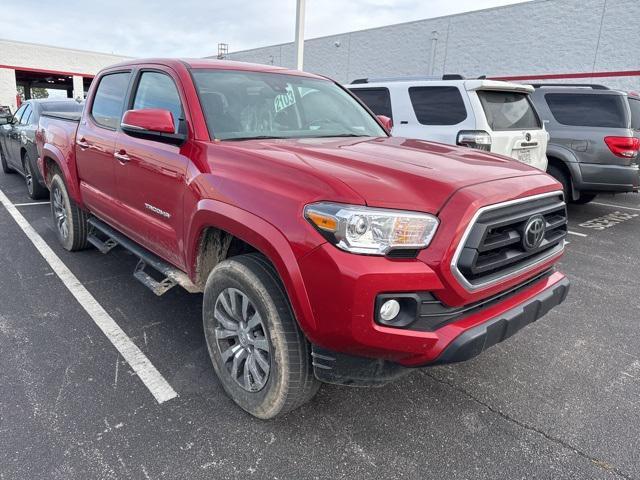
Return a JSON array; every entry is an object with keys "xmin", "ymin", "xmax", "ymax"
[
  {"xmin": 192, "ymin": 69, "xmax": 386, "ymax": 140},
  {"xmin": 477, "ymin": 90, "xmax": 541, "ymax": 130}
]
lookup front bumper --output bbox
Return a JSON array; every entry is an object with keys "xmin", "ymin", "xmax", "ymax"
[
  {"xmin": 311, "ymin": 274, "xmax": 569, "ymax": 385},
  {"xmin": 298, "ymin": 242, "xmax": 568, "ymax": 367}
]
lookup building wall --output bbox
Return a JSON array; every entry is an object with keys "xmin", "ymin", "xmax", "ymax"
[
  {"xmin": 0, "ymin": 39, "xmax": 130, "ymax": 110},
  {"xmin": 225, "ymin": 0, "xmax": 640, "ymax": 91}
]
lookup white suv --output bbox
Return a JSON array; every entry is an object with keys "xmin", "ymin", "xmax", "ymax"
[{"xmin": 348, "ymin": 76, "xmax": 549, "ymax": 171}]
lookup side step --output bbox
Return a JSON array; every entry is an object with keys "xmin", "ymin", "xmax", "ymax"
[{"xmin": 87, "ymin": 217, "xmax": 200, "ymax": 295}]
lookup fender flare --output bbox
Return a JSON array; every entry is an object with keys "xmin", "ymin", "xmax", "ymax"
[
  {"xmin": 186, "ymin": 199, "xmax": 318, "ymax": 336},
  {"xmin": 546, "ymin": 144, "xmax": 582, "ymax": 199},
  {"xmin": 41, "ymin": 143, "xmax": 83, "ymax": 205}
]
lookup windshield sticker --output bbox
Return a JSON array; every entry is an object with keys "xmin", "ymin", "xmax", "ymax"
[{"xmin": 274, "ymin": 85, "xmax": 296, "ymax": 113}]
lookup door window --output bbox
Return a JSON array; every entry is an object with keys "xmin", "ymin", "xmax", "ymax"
[
  {"xmin": 545, "ymin": 93, "xmax": 626, "ymax": 128},
  {"xmin": 132, "ymin": 72, "xmax": 183, "ymax": 132},
  {"xmin": 91, "ymin": 72, "xmax": 131, "ymax": 129},
  {"xmin": 19, "ymin": 104, "xmax": 33, "ymax": 125},
  {"xmin": 350, "ymin": 88, "xmax": 393, "ymax": 119},
  {"xmin": 408, "ymin": 86, "xmax": 467, "ymax": 125},
  {"xmin": 12, "ymin": 104, "xmax": 27, "ymax": 124}
]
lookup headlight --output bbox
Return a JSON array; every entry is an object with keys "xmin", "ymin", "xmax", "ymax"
[{"xmin": 304, "ymin": 202, "xmax": 439, "ymax": 255}]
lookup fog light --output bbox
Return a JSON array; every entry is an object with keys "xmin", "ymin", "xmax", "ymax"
[{"xmin": 380, "ymin": 299, "xmax": 401, "ymax": 321}]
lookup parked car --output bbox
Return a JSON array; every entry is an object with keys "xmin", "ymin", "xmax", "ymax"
[
  {"xmin": 529, "ymin": 84, "xmax": 640, "ymax": 204},
  {"xmin": 37, "ymin": 59, "xmax": 569, "ymax": 419},
  {"xmin": 0, "ymin": 99, "xmax": 84, "ymax": 199},
  {"xmin": 348, "ymin": 75, "xmax": 549, "ymax": 170}
]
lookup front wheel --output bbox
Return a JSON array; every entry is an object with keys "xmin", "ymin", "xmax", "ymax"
[
  {"xmin": 50, "ymin": 174, "xmax": 89, "ymax": 251},
  {"xmin": 203, "ymin": 253, "xmax": 319, "ymax": 419},
  {"xmin": 572, "ymin": 193, "xmax": 597, "ymax": 204}
]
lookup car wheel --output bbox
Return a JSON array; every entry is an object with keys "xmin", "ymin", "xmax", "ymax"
[
  {"xmin": 203, "ymin": 253, "xmax": 319, "ymax": 419},
  {"xmin": 23, "ymin": 152, "xmax": 48, "ymax": 200},
  {"xmin": 547, "ymin": 164, "xmax": 571, "ymax": 200},
  {"xmin": 0, "ymin": 146, "xmax": 14, "ymax": 174},
  {"xmin": 50, "ymin": 173, "xmax": 89, "ymax": 251},
  {"xmin": 572, "ymin": 193, "xmax": 597, "ymax": 204}
]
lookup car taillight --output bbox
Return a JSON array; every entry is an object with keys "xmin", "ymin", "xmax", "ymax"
[
  {"xmin": 457, "ymin": 130, "xmax": 491, "ymax": 152},
  {"xmin": 604, "ymin": 136, "xmax": 640, "ymax": 158}
]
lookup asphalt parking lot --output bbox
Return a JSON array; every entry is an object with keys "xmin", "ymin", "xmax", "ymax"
[{"xmin": 0, "ymin": 171, "xmax": 638, "ymax": 480}]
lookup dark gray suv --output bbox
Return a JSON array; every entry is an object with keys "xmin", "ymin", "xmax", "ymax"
[{"xmin": 530, "ymin": 85, "xmax": 640, "ymax": 204}]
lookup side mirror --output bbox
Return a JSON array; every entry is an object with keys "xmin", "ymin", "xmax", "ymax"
[
  {"xmin": 377, "ymin": 115, "xmax": 393, "ymax": 134},
  {"xmin": 0, "ymin": 116, "xmax": 10, "ymax": 126},
  {"xmin": 121, "ymin": 109, "xmax": 185, "ymax": 146}
]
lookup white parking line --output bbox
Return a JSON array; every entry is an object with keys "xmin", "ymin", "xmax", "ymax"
[
  {"xmin": 13, "ymin": 201, "xmax": 50, "ymax": 207},
  {"xmin": 0, "ymin": 188, "xmax": 178, "ymax": 404},
  {"xmin": 591, "ymin": 202, "xmax": 640, "ymax": 212},
  {"xmin": 567, "ymin": 230, "xmax": 588, "ymax": 237}
]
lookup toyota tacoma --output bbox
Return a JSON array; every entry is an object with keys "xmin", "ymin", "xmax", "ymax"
[{"xmin": 36, "ymin": 59, "xmax": 570, "ymax": 419}]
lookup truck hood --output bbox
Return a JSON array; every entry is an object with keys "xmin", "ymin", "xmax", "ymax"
[{"xmin": 223, "ymin": 136, "xmax": 545, "ymax": 213}]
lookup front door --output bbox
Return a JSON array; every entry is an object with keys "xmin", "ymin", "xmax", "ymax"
[
  {"xmin": 3, "ymin": 103, "xmax": 29, "ymax": 169},
  {"xmin": 75, "ymin": 71, "xmax": 132, "ymax": 224},
  {"xmin": 113, "ymin": 68, "xmax": 188, "ymax": 269}
]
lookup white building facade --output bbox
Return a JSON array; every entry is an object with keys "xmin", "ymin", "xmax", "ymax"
[
  {"xmin": 225, "ymin": 0, "xmax": 640, "ymax": 91},
  {"xmin": 0, "ymin": 39, "xmax": 129, "ymax": 111}
]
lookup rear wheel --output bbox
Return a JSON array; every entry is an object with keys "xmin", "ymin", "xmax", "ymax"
[
  {"xmin": 23, "ymin": 152, "xmax": 48, "ymax": 200},
  {"xmin": 50, "ymin": 174, "xmax": 89, "ymax": 251},
  {"xmin": 203, "ymin": 253, "xmax": 319, "ymax": 419},
  {"xmin": 547, "ymin": 164, "xmax": 571, "ymax": 201},
  {"xmin": 0, "ymin": 146, "xmax": 14, "ymax": 174}
]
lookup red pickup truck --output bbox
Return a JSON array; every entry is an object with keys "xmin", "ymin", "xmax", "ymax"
[{"xmin": 37, "ymin": 58, "xmax": 569, "ymax": 419}]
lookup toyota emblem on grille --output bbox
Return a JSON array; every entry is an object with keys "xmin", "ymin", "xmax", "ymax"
[{"xmin": 522, "ymin": 215, "xmax": 545, "ymax": 251}]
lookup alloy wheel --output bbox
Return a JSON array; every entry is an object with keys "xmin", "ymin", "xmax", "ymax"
[
  {"xmin": 214, "ymin": 287, "xmax": 271, "ymax": 392},
  {"xmin": 52, "ymin": 186, "xmax": 69, "ymax": 240}
]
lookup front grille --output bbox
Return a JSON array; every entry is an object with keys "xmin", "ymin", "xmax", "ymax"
[{"xmin": 453, "ymin": 192, "xmax": 567, "ymax": 289}]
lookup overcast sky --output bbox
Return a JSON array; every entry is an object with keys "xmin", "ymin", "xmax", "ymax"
[{"xmin": 0, "ymin": 0, "xmax": 528, "ymax": 57}]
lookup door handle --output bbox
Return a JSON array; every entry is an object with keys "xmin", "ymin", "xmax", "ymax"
[
  {"xmin": 77, "ymin": 138, "xmax": 90, "ymax": 149},
  {"xmin": 114, "ymin": 150, "xmax": 130, "ymax": 163}
]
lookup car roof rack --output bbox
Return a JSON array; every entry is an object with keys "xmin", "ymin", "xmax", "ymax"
[
  {"xmin": 530, "ymin": 83, "xmax": 610, "ymax": 90},
  {"xmin": 350, "ymin": 74, "xmax": 468, "ymax": 84}
]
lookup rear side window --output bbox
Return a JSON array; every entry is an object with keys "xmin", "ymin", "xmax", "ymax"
[
  {"xmin": 628, "ymin": 98, "xmax": 640, "ymax": 131},
  {"xmin": 408, "ymin": 86, "xmax": 467, "ymax": 125},
  {"xmin": 91, "ymin": 72, "xmax": 131, "ymax": 129},
  {"xmin": 350, "ymin": 88, "xmax": 393, "ymax": 119},
  {"xmin": 132, "ymin": 71, "xmax": 183, "ymax": 132},
  {"xmin": 545, "ymin": 93, "xmax": 626, "ymax": 128},
  {"xmin": 477, "ymin": 91, "xmax": 541, "ymax": 130}
]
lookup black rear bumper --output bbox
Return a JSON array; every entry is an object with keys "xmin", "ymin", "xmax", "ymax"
[{"xmin": 429, "ymin": 276, "xmax": 570, "ymax": 365}]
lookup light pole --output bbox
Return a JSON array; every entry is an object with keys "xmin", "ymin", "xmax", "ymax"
[{"xmin": 294, "ymin": 0, "xmax": 306, "ymax": 70}]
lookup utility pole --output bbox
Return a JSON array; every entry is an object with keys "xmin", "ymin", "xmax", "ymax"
[{"xmin": 294, "ymin": 0, "xmax": 306, "ymax": 70}]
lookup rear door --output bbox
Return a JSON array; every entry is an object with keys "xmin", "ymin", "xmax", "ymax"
[
  {"xmin": 76, "ymin": 71, "xmax": 132, "ymax": 223},
  {"xmin": 112, "ymin": 67, "xmax": 189, "ymax": 269},
  {"xmin": 473, "ymin": 89, "xmax": 547, "ymax": 170}
]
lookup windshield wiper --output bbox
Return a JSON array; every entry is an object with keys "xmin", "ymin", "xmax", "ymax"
[
  {"xmin": 223, "ymin": 135, "xmax": 289, "ymax": 141},
  {"xmin": 311, "ymin": 133, "xmax": 372, "ymax": 138}
]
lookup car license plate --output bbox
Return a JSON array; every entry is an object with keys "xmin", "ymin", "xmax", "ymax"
[{"xmin": 516, "ymin": 148, "xmax": 532, "ymax": 164}]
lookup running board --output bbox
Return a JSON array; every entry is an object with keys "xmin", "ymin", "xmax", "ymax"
[{"xmin": 87, "ymin": 217, "xmax": 200, "ymax": 295}]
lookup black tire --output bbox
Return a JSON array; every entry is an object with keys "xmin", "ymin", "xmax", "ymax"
[
  {"xmin": 23, "ymin": 152, "xmax": 49, "ymax": 200},
  {"xmin": 547, "ymin": 164, "xmax": 571, "ymax": 200},
  {"xmin": 203, "ymin": 253, "xmax": 319, "ymax": 419},
  {"xmin": 50, "ymin": 173, "xmax": 89, "ymax": 251},
  {"xmin": 573, "ymin": 193, "xmax": 597, "ymax": 204},
  {"xmin": 0, "ymin": 145, "xmax": 14, "ymax": 174}
]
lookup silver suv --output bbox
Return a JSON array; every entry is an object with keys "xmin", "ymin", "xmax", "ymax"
[{"xmin": 530, "ymin": 84, "xmax": 640, "ymax": 204}]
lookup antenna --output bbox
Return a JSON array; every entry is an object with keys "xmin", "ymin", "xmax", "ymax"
[{"xmin": 217, "ymin": 43, "xmax": 229, "ymax": 60}]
